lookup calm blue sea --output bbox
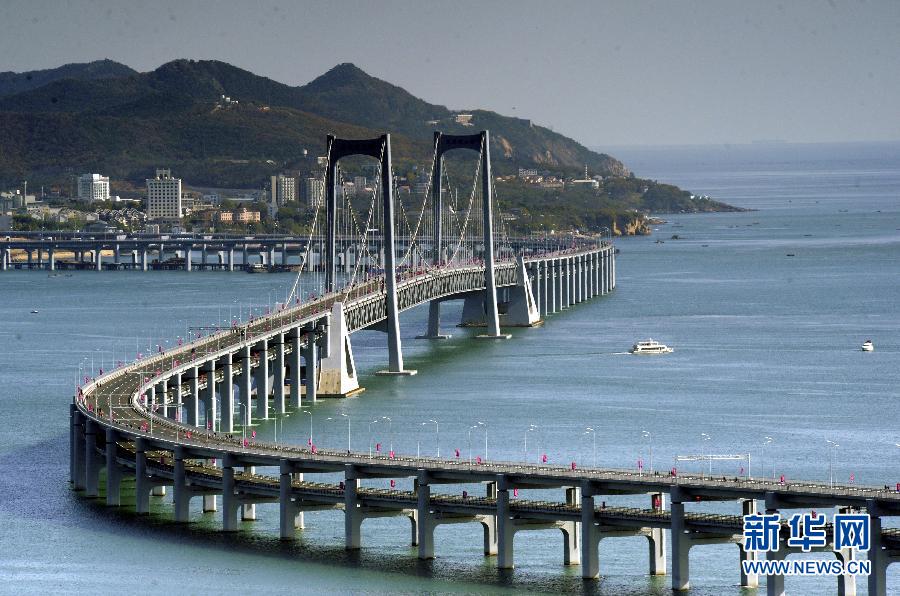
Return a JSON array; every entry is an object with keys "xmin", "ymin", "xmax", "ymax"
[{"xmin": 1, "ymin": 142, "xmax": 898, "ymax": 594}]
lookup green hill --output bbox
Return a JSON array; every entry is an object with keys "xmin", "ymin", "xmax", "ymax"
[
  {"xmin": 0, "ymin": 59, "xmax": 137, "ymax": 98},
  {"xmin": 0, "ymin": 59, "xmax": 626, "ymax": 187}
]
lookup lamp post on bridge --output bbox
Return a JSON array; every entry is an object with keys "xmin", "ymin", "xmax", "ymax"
[
  {"xmin": 368, "ymin": 419, "xmax": 378, "ymax": 456},
  {"xmin": 381, "ymin": 416, "xmax": 393, "ymax": 454},
  {"xmin": 525, "ymin": 424, "xmax": 538, "ymax": 462},
  {"xmin": 300, "ymin": 408, "xmax": 312, "ymax": 448},
  {"xmin": 642, "ymin": 430, "xmax": 653, "ymax": 474},
  {"xmin": 477, "ymin": 420, "xmax": 487, "ymax": 461},
  {"xmin": 700, "ymin": 433, "xmax": 712, "ymax": 476},
  {"xmin": 763, "ymin": 436, "xmax": 775, "ymax": 480},
  {"xmin": 827, "ymin": 439, "xmax": 839, "ymax": 488},
  {"xmin": 422, "ymin": 419, "xmax": 439, "ymax": 457},
  {"xmin": 584, "ymin": 427, "xmax": 596, "ymax": 468},
  {"xmin": 467, "ymin": 425, "xmax": 478, "ymax": 464}
]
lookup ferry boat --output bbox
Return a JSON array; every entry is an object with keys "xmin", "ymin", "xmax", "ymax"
[
  {"xmin": 861, "ymin": 340, "xmax": 874, "ymax": 352},
  {"xmin": 630, "ymin": 339, "xmax": 673, "ymax": 355}
]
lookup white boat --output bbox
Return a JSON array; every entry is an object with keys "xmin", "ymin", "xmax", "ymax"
[
  {"xmin": 630, "ymin": 339, "xmax": 673, "ymax": 354},
  {"xmin": 861, "ymin": 340, "xmax": 874, "ymax": 352}
]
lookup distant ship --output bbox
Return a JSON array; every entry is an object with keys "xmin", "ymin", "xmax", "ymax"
[
  {"xmin": 630, "ymin": 339, "xmax": 673, "ymax": 355},
  {"xmin": 861, "ymin": 340, "xmax": 874, "ymax": 352}
]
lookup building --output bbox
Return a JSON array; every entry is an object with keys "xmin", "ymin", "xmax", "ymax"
[
  {"xmin": 234, "ymin": 207, "xmax": 260, "ymax": 223},
  {"xmin": 301, "ymin": 175, "xmax": 325, "ymax": 208},
  {"xmin": 76, "ymin": 174, "xmax": 110, "ymax": 202},
  {"xmin": 270, "ymin": 174, "xmax": 298, "ymax": 206},
  {"xmin": 146, "ymin": 168, "xmax": 183, "ymax": 220}
]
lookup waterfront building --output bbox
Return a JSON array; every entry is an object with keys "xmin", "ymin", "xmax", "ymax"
[
  {"xmin": 146, "ymin": 169, "xmax": 183, "ymax": 220},
  {"xmin": 76, "ymin": 174, "xmax": 110, "ymax": 202}
]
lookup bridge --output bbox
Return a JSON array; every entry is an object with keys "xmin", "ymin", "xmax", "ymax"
[{"xmin": 69, "ymin": 132, "xmax": 897, "ymax": 595}]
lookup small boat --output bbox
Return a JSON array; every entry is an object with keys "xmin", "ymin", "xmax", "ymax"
[
  {"xmin": 861, "ymin": 340, "xmax": 874, "ymax": 352},
  {"xmin": 630, "ymin": 339, "xmax": 673, "ymax": 355},
  {"xmin": 30, "ymin": 309, "xmax": 39, "ymax": 314}
]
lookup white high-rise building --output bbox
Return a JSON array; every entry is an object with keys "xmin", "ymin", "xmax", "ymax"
[
  {"xmin": 270, "ymin": 174, "xmax": 298, "ymax": 206},
  {"xmin": 302, "ymin": 175, "xmax": 325, "ymax": 208},
  {"xmin": 146, "ymin": 168, "xmax": 183, "ymax": 220},
  {"xmin": 76, "ymin": 173, "xmax": 110, "ymax": 202}
]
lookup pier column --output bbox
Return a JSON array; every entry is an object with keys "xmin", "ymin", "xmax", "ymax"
[
  {"xmin": 555, "ymin": 258, "xmax": 563, "ymax": 311},
  {"xmin": 204, "ymin": 360, "xmax": 217, "ymax": 431},
  {"xmin": 866, "ymin": 502, "xmax": 887, "ymax": 596},
  {"xmin": 344, "ymin": 466, "xmax": 362, "ymax": 550},
  {"xmin": 289, "ymin": 329, "xmax": 302, "ymax": 408},
  {"xmin": 113, "ymin": 244, "xmax": 121, "ymax": 267},
  {"xmin": 593, "ymin": 251, "xmax": 600, "ymax": 296},
  {"xmin": 274, "ymin": 332, "xmax": 286, "ymax": 415},
  {"xmin": 279, "ymin": 461, "xmax": 299, "ymax": 540},
  {"xmin": 304, "ymin": 326, "xmax": 317, "ymax": 403},
  {"xmin": 227, "ymin": 247, "xmax": 234, "ymax": 272},
  {"xmin": 574, "ymin": 255, "xmax": 582, "ymax": 303},
  {"xmin": 141, "ymin": 249, "xmax": 148, "ymax": 271},
  {"xmin": 563, "ymin": 487, "xmax": 581, "ymax": 565},
  {"xmin": 187, "ymin": 366, "xmax": 200, "ymax": 426},
  {"xmin": 240, "ymin": 344, "xmax": 252, "ymax": 427},
  {"xmin": 241, "ymin": 467, "xmax": 256, "ymax": 520},
  {"xmin": 739, "ymin": 499, "xmax": 758, "ymax": 587},
  {"xmin": 72, "ymin": 407, "xmax": 85, "ymax": 490},
  {"xmin": 173, "ymin": 371, "xmax": 183, "ymax": 421},
  {"xmin": 671, "ymin": 500, "xmax": 691, "ymax": 591},
  {"xmin": 221, "ymin": 355, "xmax": 234, "ymax": 433},
  {"xmin": 201, "ymin": 244, "xmax": 208, "ymax": 269},
  {"xmin": 83, "ymin": 418, "xmax": 100, "ymax": 497},
  {"xmin": 568, "ymin": 257, "xmax": 575, "ymax": 306},
  {"xmin": 105, "ymin": 428, "xmax": 122, "ymax": 506},
  {"xmin": 648, "ymin": 492, "xmax": 667, "ymax": 575},
  {"xmin": 417, "ymin": 478, "xmax": 435, "ymax": 559},
  {"xmin": 581, "ymin": 484, "xmax": 601, "ymax": 578},
  {"xmin": 203, "ymin": 459, "xmax": 218, "ymax": 512},
  {"xmin": 48, "ymin": 247, "xmax": 55, "ymax": 271},
  {"xmin": 255, "ymin": 338, "xmax": 269, "ymax": 420},
  {"xmin": 184, "ymin": 245, "xmax": 192, "ymax": 271},
  {"xmin": 496, "ymin": 476, "xmax": 514, "ymax": 569},
  {"xmin": 222, "ymin": 455, "xmax": 238, "ymax": 531},
  {"xmin": 135, "ymin": 438, "xmax": 150, "ymax": 514},
  {"xmin": 94, "ymin": 246, "xmax": 102, "ymax": 271},
  {"xmin": 764, "ymin": 498, "xmax": 784, "ymax": 596},
  {"xmin": 173, "ymin": 446, "xmax": 189, "ymax": 522}
]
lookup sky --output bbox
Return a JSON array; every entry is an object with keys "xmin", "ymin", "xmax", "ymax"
[{"xmin": 0, "ymin": 0, "xmax": 898, "ymax": 147}]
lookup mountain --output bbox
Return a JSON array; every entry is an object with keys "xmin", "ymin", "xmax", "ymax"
[
  {"xmin": 0, "ymin": 59, "xmax": 627, "ymax": 187},
  {"xmin": 0, "ymin": 59, "xmax": 137, "ymax": 98}
]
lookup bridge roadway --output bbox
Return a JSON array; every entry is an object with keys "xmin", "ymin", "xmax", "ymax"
[
  {"xmin": 71, "ymin": 246, "xmax": 898, "ymax": 595},
  {"xmin": 0, "ymin": 233, "xmax": 585, "ymax": 272}
]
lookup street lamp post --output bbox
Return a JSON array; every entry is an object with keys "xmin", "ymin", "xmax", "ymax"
[
  {"xmin": 585, "ymin": 427, "xmax": 596, "ymax": 468},
  {"xmin": 381, "ymin": 416, "xmax": 393, "ymax": 454},
  {"xmin": 701, "ymin": 433, "xmax": 712, "ymax": 476},
  {"xmin": 422, "ymin": 419, "xmax": 439, "ymax": 457},
  {"xmin": 763, "ymin": 436, "xmax": 774, "ymax": 480},
  {"xmin": 642, "ymin": 430, "xmax": 653, "ymax": 474},
  {"xmin": 477, "ymin": 421, "xmax": 487, "ymax": 461},
  {"xmin": 827, "ymin": 439, "xmax": 839, "ymax": 488},
  {"xmin": 525, "ymin": 424, "xmax": 538, "ymax": 462},
  {"xmin": 368, "ymin": 419, "xmax": 378, "ymax": 456}
]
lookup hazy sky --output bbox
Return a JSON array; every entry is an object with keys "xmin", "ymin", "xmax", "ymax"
[{"xmin": 1, "ymin": 0, "xmax": 897, "ymax": 147}]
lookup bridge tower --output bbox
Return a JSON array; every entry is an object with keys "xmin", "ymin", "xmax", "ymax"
[
  {"xmin": 324, "ymin": 134, "xmax": 414, "ymax": 375},
  {"xmin": 424, "ymin": 130, "xmax": 508, "ymax": 339}
]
